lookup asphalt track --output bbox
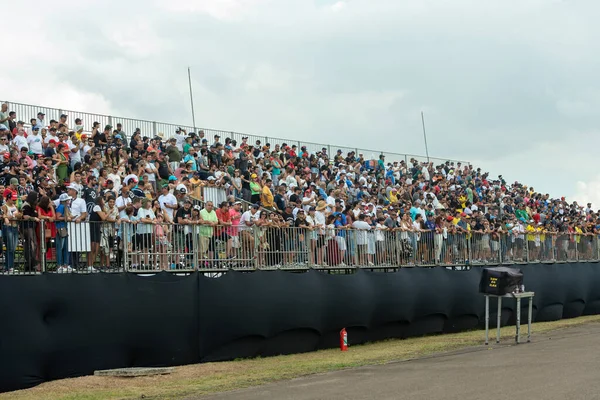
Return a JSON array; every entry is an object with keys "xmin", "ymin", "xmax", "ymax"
[{"xmin": 196, "ymin": 322, "xmax": 600, "ymax": 400}]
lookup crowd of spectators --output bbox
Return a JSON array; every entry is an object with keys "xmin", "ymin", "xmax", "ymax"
[{"xmin": 0, "ymin": 103, "xmax": 598, "ymax": 272}]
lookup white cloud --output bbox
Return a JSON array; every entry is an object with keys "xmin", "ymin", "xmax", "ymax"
[
  {"xmin": 330, "ymin": 1, "xmax": 347, "ymax": 12},
  {"xmin": 160, "ymin": 0, "xmax": 267, "ymax": 20},
  {"xmin": 1, "ymin": 0, "xmax": 600, "ymax": 204},
  {"xmin": 574, "ymin": 177, "xmax": 600, "ymax": 209}
]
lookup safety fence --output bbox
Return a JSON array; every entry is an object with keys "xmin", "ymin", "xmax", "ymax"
[
  {"xmin": 1, "ymin": 221, "xmax": 599, "ymax": 274},
  {"xmin": 1, "ymin": 100, "xmax": 469, "ymax": 168}
]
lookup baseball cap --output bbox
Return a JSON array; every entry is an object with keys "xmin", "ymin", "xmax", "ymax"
[
  {"xmin": 59, "ymin": 193, "xmax": 72, "ymax": 202},
  {"xmin": 168, "ymin": 175, "xmax": 177, "ymax": 181},
  {"xmin": 9, "ymin": 178, "xmax": 18, "ymax": 186}
]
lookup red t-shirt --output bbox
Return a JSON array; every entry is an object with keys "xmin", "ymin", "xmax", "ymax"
[
  {"xmin": 2, "ymin": 188, "xmax": 17, "ymax": 201},
  {"xmin": 216, "ymin": 208, "xmax": 231, "ymax": 235}
]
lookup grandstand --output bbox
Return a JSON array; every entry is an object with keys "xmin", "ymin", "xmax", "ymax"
[{"xmin": 0, "ymin": 100, "xmax": 597, "ymax": 274}]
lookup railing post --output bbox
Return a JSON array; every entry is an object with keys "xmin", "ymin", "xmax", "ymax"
[
  {"xmin": 575, "ymin": 235, "xmax": 578, "ymax": 262},
  {"xmin": 152, "ymin": 121, "xmax": 158, "ymax": 137},
  {"xmin": 254, "ymin": 228, "xmax": 260, "ymax": 270},
  {"xmin": 467, "ymin": 233, "xmax": 472, "ymax": 266},
  {"xmin": 40, "ymin": 220, "xmax": 46, "ymax": 273},
  {"xmin": 525, "ymin": 238, "xmax": 530, "ymax": 263},
  {"xmin": 121, "ymin": 222, "xmax": 128, "ymax": 272},
  {"xmin": 108, "ymin": 115, "xmax": 113, "ymax": 128},
  {"xmin": 193, "ymin": 225, "xmax": 199, "ymax": 270}
]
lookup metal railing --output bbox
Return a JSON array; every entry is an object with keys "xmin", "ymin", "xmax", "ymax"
[
  {"xmin": 0, "ymin": 100, "xmax": 470, "ymax": 167},
  {"xmin": 1, "ymin": 222, "xmax": 599, "ymax": 274}
]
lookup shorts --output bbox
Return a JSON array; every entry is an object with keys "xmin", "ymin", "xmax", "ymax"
[
  {"xmin": 231, "ymin": 235, "xmax": 240, "ymax": 249},
  {"xmin": 199, "ymin": 236, "xmax": 210, "ymax": 255},
  {"xmin": 316, "ymin": 235, "xmax": 326, "ymax": 248},
  {"xmin": 335, "ymin": 236, "xmax": 347, "ymax": 251}
]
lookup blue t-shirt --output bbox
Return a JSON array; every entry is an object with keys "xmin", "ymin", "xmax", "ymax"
[{"xmin": 55, "ymin": 204, "xmax": 67, "ymax": 229}]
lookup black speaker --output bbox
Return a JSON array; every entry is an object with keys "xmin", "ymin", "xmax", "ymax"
[{"xmin": 479, "ymin": 267, "xmax": 523, "ymax": 296}]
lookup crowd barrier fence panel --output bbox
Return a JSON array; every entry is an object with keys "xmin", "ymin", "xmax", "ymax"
[{"xmin": 3, "ymin": 221, "xmax": 600, "ymax": 273}]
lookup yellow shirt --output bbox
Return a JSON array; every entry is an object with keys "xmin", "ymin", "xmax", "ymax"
[
  {"xmin": 537, "ymin": 227, "xmax": 545, "ymax": 242},
  {"xmin": 575, "ymin": 227, "xmax": 583, "ymax": 243},
  {"xmin": 389, "ymin": 192, "xmax": 398, "ymax": 204},
  {"xmin": 526, "ymin": 225, "xmax": 536, "ymax": 241},
  {"xmin": 458, "ymin": 195, "xmax": 467, "ymax": 210},
  {"xmin": 261, "ymin": 185, "xmax": 274, "ymax": 208}
]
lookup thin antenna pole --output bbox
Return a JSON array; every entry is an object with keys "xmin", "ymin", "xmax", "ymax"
[
  {"xmin": 421, "ymin": 111, "xmax": 430, "ymax": 163},
  {"xmin": 188, "ymin": 67, "xmax": 197, "ymax": 131}
]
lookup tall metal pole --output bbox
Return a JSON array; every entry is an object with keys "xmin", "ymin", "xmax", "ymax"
[
  {"xmin": 188, "ymin": 67, "xmax": 197, "ymax": 131},
  {"xmin": 421, "ymin": 111, "xmax": 430, "ymax": 163}
]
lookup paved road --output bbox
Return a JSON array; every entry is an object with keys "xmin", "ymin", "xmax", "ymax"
[{"xmin": 196, "ymin": 323, "xmax": 600, "ymax": 400}]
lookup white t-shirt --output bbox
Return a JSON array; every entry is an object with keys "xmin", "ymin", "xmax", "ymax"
[
  {"xmin": 239, "ymin": 210, "xmax": 258, "ymax": 231},
  {"xmin": 107, "ymin": 173, "xmax": 121, "ymax": 193},
  {"xmin": 116, "ymin": 195, "xmax": 132, "ymax": 219},
  {"xmin": 44, "ymin": 134, "xmax": 58, "ymax": 144},
  {"xmin": 27, "ymin": 134, "xmax": 43, "ymax": 154},
  {"xmin": 158, "ymin": 193, "xmax": 177, "ymax": 220},
  {"xmin": 175, "ymin": 133, "xmax": 188, "ymax": 152},
  {"xmin": 67, "ymin": 141, "xmax": 81, "ymax": 164},
  {"xmin": 145, "ymin": 162, "xmax": 157, "ymax": 182},
  {"xmin": 136, "ymin": 208, "xmax": 156, "ymax": 234},
  {"xmin": 352, "ymin": 220, "xmax": 371, "ymax": 245},
  {"xmin": 82, "ymin": 144, "xmax": 93, "ymax": 157},
  {"xmin": 13, "ymin": 135, "xmax": 28, "ymax": 150},
  {"xmin": 314, "ymin": 210, "xmax": 326, "ymax": 234},
  {"xmin": 70, "ymin": 198, "xmax": 87, "ymax": 218}
]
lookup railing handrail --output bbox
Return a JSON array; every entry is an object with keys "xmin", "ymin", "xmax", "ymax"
[{"xmin": 0, "ymin": 99, "xmax": 470, "ymax": 165}]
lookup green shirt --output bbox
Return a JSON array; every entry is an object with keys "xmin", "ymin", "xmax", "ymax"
[
  {"xmin": 166, "ymin": 145, "xmax": 182, "ymax": 162},
  {"xmin": 250, "ymin": 182, "xmax": 261, "ymax": 195},
  {"xmin": 200, "ymin": 209, "xmax": 218, "ymax": 237}
]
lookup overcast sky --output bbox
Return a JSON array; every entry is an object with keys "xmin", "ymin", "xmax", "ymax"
[{"xmin": 3, "ymin": 0, "xmax": 600, "ymax": 206}]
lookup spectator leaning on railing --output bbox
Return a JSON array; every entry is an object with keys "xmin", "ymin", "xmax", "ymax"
[{"xmin": 0, "ymin": 102, "xmax": 598, "ymax": 272}]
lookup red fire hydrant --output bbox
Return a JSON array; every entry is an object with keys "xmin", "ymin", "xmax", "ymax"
[{"xmin": 340, "ymin": 328, "xmax": 348, "ymax": 351}]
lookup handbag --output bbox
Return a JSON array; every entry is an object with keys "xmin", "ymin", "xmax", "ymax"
[{"xmin": 58, "ymin": 227, "xmax": 68, "ymax": 238}]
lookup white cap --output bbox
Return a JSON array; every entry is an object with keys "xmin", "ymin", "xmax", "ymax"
[{"xmin": 59, "ymin": 193, "xmax": 72, "ymax": 202}]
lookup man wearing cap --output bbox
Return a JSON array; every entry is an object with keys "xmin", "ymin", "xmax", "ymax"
[
  {"xmin": 54, "ymin": 193, "xmax": 73, "ymax": 272},
  {"xmin": 45, "ymin": 139, "xmax": 57, "ymax": 158},
  {"xmin": 27, "ymin": 126, "xmax": 43, "ymax": 157},
  {"xmin": 59, "ymin": 114, "xmax": 69, "ymax": 129},
  {"xmin": 174, "ymin": 197, "xmax": 195, "ymax": 264}
]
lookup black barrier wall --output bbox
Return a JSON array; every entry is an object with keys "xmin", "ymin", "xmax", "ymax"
[{"xmin": 2, "ymin": 263, "xmax": 600, "ymax": 393}]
